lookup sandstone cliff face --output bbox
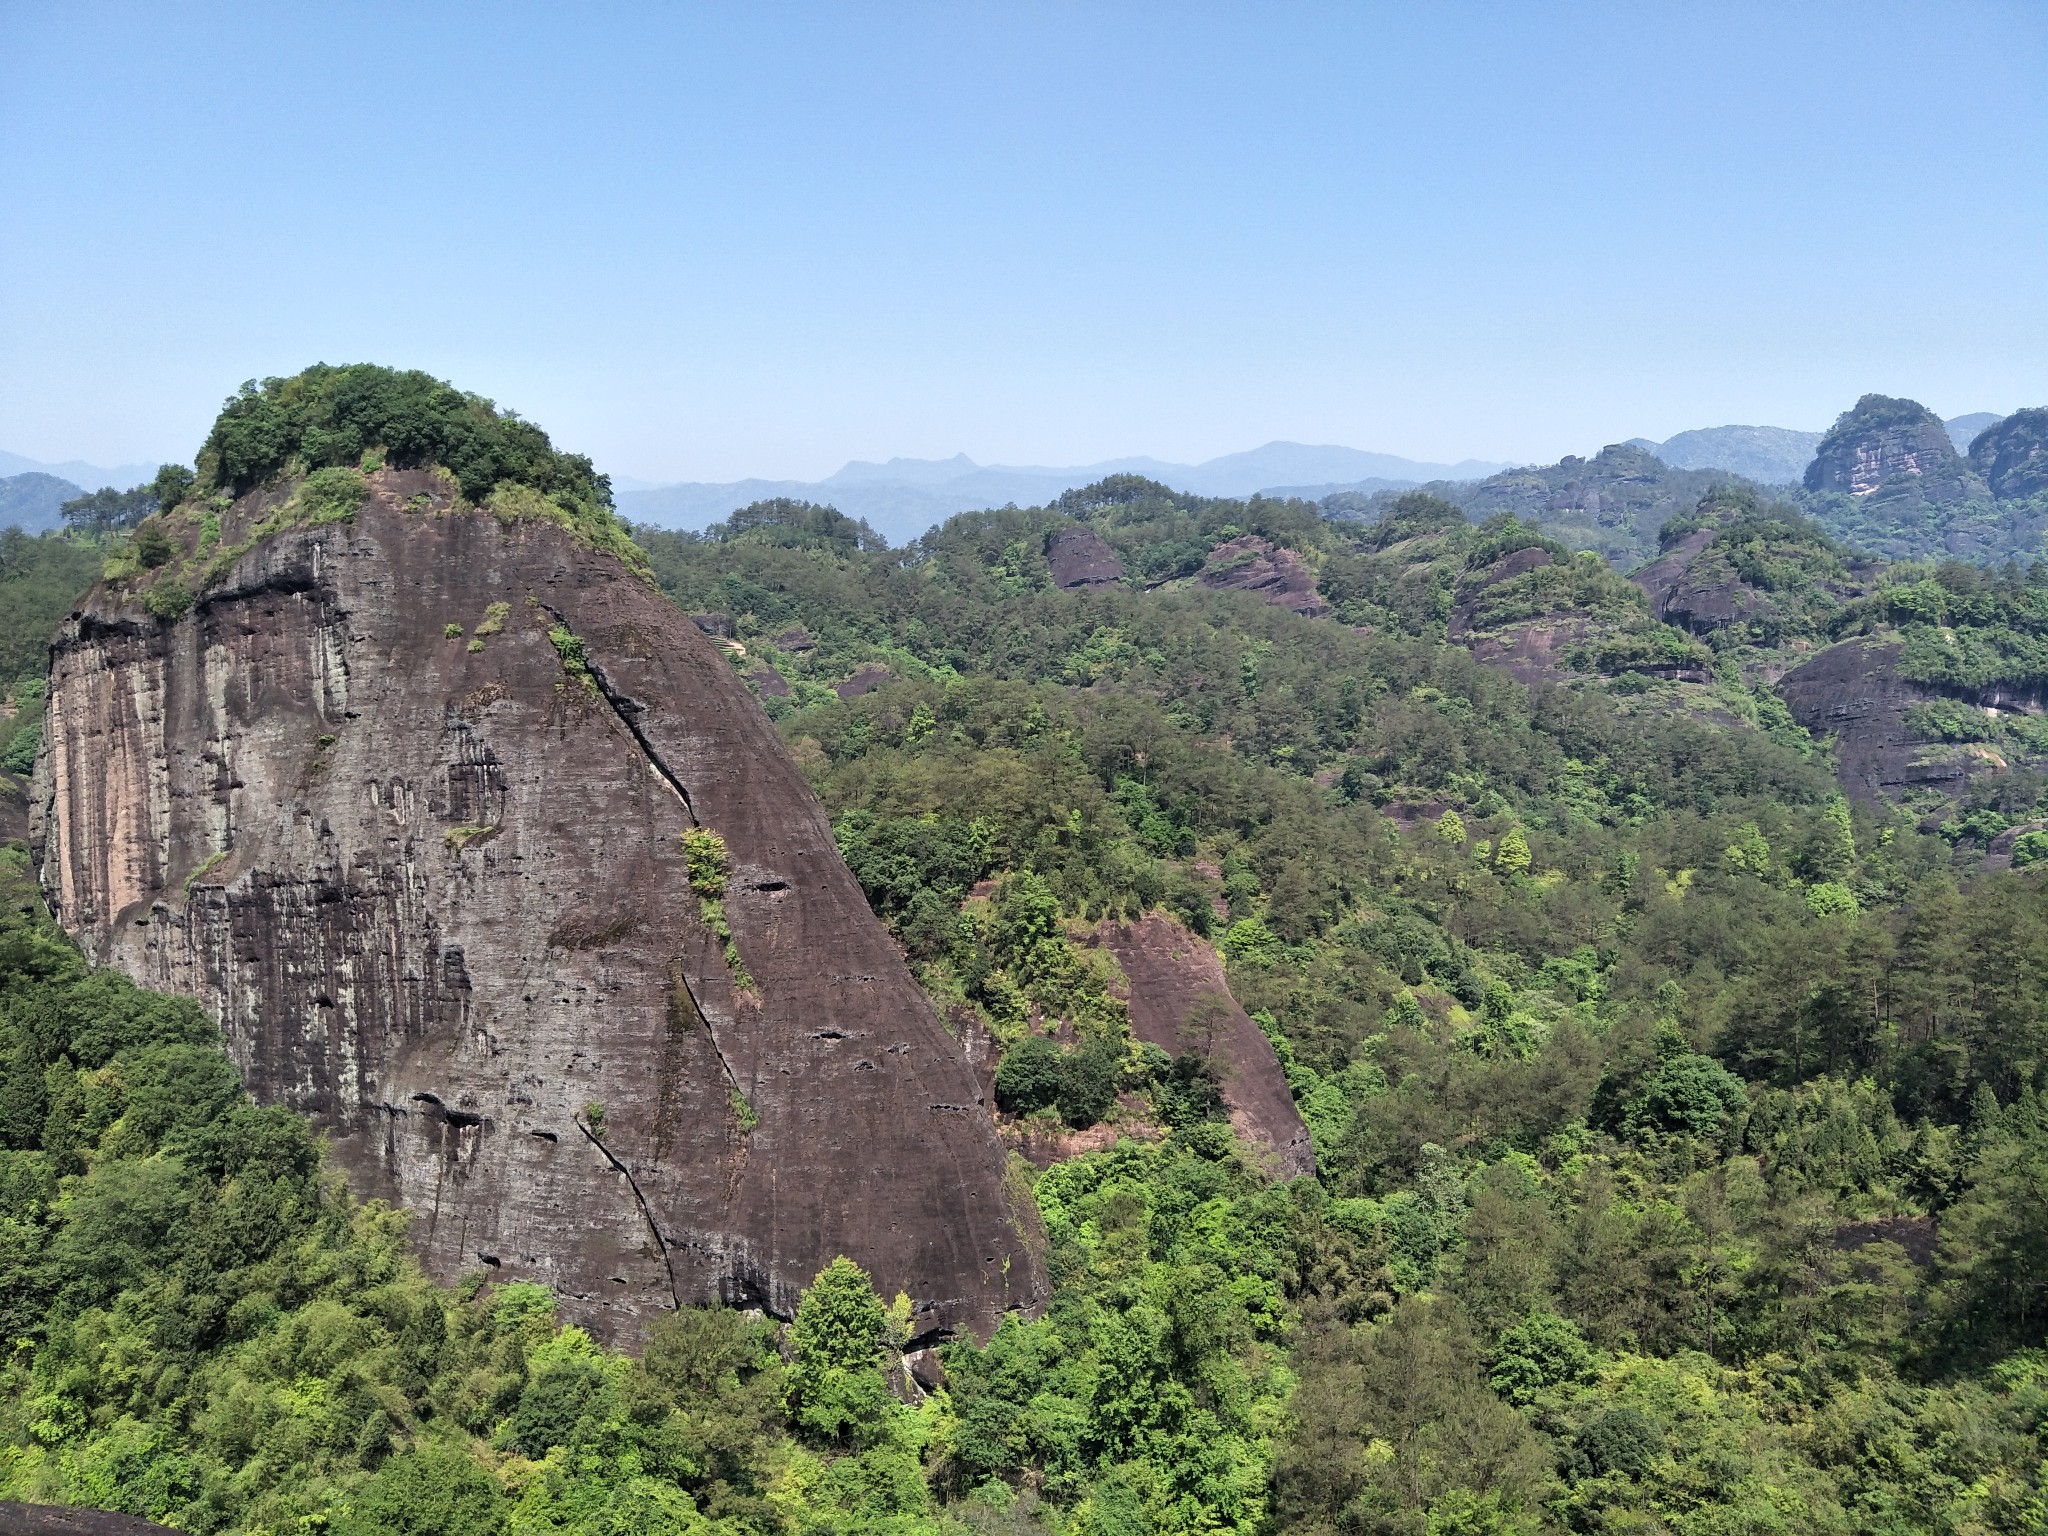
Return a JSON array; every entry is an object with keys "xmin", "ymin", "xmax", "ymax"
[
  {"xmin": 1099, "ymin": 914, "xmax": 1314, "ymax": 1179},
  {"xmin": 32, "ymin": 473, "xmax": 1044, "ymax": 1341},
  {"xmin": 1970, "ymin": 407, "xmax": 2048, "ymax": 502},
  {"xmin": 1776, "ymin": 638, "xmax": 1989, "ymax": 806},
  {"xmin": 1197, "ymin": 535, "xmax": 1329, "ymax": 618},
  {"xmin": 1805, "ymin": 395, "xmax": 1987, "ymax": 504}
]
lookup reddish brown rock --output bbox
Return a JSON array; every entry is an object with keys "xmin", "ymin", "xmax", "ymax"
[
  {"xmin": 31, "ymin": 476, "xmax": 1043, "ymax": 1343},
  {"xmin": 1483, "ymin": 546, "xmax": 1553, "ymax": 582},
  {"xmin": 1805, "ymin": 395, "xmax": 1986, "ymax": 504},
  {"xmin": 1098, "ymin": 913, "xmax": 1313, "ymax": 1177},
  {"xmin": 1456, "ymin": 615, "xmax": 1594, "ymax": 688},
  {"xmin": 1196, "ymin": 536, "xmax": 1329, "ymax": 618},
  {"xmin": 1046, "ymin": 525, "xmax": 1124, "ymax": 588}
]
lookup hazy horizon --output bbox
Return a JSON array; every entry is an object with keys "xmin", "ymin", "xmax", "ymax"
[{"xmin": 3, "ymin": 4, "xmax": 2043, "ymax": 483}]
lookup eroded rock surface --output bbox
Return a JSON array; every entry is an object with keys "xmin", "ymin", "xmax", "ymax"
[
  {"xmin": 1971, "ymin": 408, "xmax": 2048, "ymax": 501},
  {"xmin": 1630, "ymin": 530, "xmax": 1771, "ymax": 636},
  {"xmin": 1046, "ymin": 526, "xmax": 1123, "ymax": 588},
  {"xmin": 1805, "ymin": 395, "xmax": 1987, "ymax": 504},
  {"xmin": 1197, "ymin": 535, "xmax": 1329, "ymax": 618},
  {"xmin": 1777, "ymin": 638, "xmax": 1983, "ymax": 805},
  {"xmin": 32, "ymin": 481, "xmax": 1043, "ymax": 1342},
  {"xmin": 1099, "ymin": 914, "xmax": 1313, "ymax": 1178},
  {"xmin": 0, "ymin": 1503, "xmax": 178, "ymax": 1536}
]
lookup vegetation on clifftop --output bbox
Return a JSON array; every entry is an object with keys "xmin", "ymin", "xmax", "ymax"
[{"xmin": 101, "ymin": 366, "xmax": 649, "ymax": 608}]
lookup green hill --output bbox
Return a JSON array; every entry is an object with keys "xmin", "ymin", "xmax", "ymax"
[{"xmin": 8, "ymin": 406, "xmax": 2048, "ymax": 1534}]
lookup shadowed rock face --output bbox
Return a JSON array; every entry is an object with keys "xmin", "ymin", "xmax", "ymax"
[
  {"xmin": 31, "ymin": 476, "xmax": 1044, "ymax": 1343},
  {"xmin": 1630, "ymin": 530, "xmax": 1771, "ymax": 636},
  {"xmin": 1776, "ymin": 638, "xmax": 2017, "ymax": 806},
  {"xmin": 0, "ymin": 1502, "xmax": 178, "ymax": 1536},
  {"xmin": 1099, "ymin": 914, "xmax": 1313, "ymax": 1178},
  {"xmin": 1046, "ymin": 525, "xmax": 1123, "ymax": 588},
  {"xmin": 1970, "ymin": 407, "xmax": 2048, "ymax": 502}
]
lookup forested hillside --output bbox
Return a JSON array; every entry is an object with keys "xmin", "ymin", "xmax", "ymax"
[{"xmin": 6, "ymin": 467, "xmax": 2048, "ymax": 1534}]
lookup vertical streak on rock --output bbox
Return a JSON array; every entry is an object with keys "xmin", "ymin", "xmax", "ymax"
[
  {"xmin": 577, "ymin": 1118, "xmax": 684, "ymax": 1309},
  {"xmin": 537, "ymin": 603, "xmax": 700, "ymax": 827}
]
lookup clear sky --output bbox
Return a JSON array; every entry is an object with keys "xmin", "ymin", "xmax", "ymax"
[{"xmin": 3, "ymin": 1, "xmax": 2043, "ymax": 484}]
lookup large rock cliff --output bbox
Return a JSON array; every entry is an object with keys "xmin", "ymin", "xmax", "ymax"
[
  {"xmin": 1804, "ymin": 394, "xmax": 1987, "ymax": 505},
  {"xmin": 32, "ymin": 468, "xmax": 1043, "ymax": 1342}
]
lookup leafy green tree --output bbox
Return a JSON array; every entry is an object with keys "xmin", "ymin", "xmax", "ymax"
[
  {"xmin": 331, "ymin": 1445, "xmax": 506, "ymax": 1536},
  {"xmin": 785, "ymin": 1255, "xmax": 893, "ymax": 1445}
]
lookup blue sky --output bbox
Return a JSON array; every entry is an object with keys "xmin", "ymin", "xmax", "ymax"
[{"xmin": 3, "ymin": 1, "xmax": 2043, "ymax": 484}]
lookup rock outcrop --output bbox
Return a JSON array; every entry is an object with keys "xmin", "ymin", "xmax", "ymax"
[
  {"xmin": 1197, "ymin": 535, "xmax": 1329, "ymax": 618},
  {"xmin": 1970, "ymin": 407, "xmax": 2048, "ymax": 502},
  {"xmin": 1805, "ymin": 395, "xmax": 1988, "ymax": 504},
  {"xmin": 1099, "ymin": 914, "xmax": 1313, "ymax": 1178},
  {"xmin": 1046, "ymin": 525, "xmax": 1124, "ymax": 588},
  {"xmin": 1776, "ymin": 638, "xmax": 1985, "ymax": 805},
  {"xmin": 32, "ymin": 471, "xmax": 1044, "ymax": 1342},
  {"xmin": 0, "ymin": 1503, "xmax": 178, "ymax": 1536}
]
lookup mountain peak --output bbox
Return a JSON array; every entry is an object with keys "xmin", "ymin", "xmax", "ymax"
[{"xmin": 1805, "ymin": 394, "xmax": 1985, "ymax": 503}]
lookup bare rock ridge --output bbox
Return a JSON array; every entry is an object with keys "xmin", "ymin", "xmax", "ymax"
[
  {"xmin": 32, "ymin": 470, "xmax": 1045, "ymax": 1342},
  {"xmin": 1197, "ymin": 534, "xmax": 1329, "ymax": 618},
  {"xmin": 1100, "ymin": 914, "xmax": 1314, "ymax": 1178}
]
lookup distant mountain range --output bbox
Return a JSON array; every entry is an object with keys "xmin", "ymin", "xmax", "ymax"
[
  {"xmin": 0, "ymin": 472, "xmax": 84, "ymax": 534},
  {"xmin": 0, "ymin": 413, "xmax": 2014, "ymax": 542},
  {"xmin": 1624, "ymin": 414, "xmax": 2001, "ymax": 485},
  {"xmin": 0, "ymin": 449, "xmax": 157, "ymax": 493},
  {"xmin": 613, "ymin": 443, "xmax": 1512, "ymax": 546}
]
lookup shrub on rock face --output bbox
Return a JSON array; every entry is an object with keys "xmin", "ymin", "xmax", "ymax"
[
  {"xmin": 994, "ymin": 1035, "xmax": 1063, "ymax": 1116},
  {"xmin": 1576, "ymin": 1406, "xmax": 1665, "ymax": 1480},
  {"xmin": 993, "ymin": 1035, "xmax": 1125, "ymax": 1127}
]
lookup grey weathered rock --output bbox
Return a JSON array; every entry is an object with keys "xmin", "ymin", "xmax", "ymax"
[
  {"xmin": 0, "ymin": 1502, "xmax": 178, "ymax": 1536},
  {"xmin": 1775, "ymin": 638, "xmax": 2012, "ymax": 806},
  {"xmin": 32, "ymin": 471, "xmax": 1044, "ymax": 1343},
  {"xmin": 1046, "ymin": 525, "xmax": 1124, "ymax": 588}
]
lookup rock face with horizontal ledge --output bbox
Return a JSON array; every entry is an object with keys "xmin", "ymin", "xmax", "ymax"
[{"xmin": 31, "ymin": 472, "xmax": 1044, "ymax": 1342}]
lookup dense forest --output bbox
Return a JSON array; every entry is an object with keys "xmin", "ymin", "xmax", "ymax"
[{"xmin": 6, "ymin": 442, "xmax": 2048, "ymax": 1533}]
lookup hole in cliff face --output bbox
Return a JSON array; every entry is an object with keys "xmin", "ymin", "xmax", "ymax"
[
  {"xmin": 443, "ymin": 1108, "xmax": 484, "ymax": 1129},
  {"xmin": 854, "ymin": 1059, "xmax": 877, "ymax": 1072},
  {"xmin": 812, "ymin": 1028, "xmax": 848, "ymax": 1040},
  {"xmin": 530, "ymin": 1129, "xmax": 558, "ymax": 1142},
  {"xmin": 753, "ymin": 879, "xmax": 790, "ymax": 893},
  {"xmin": 411, "ymin": 1092, "xmax": 444, "ymax": 1107},
  {"xmin": 477, "ymin": 1252, "xmax": 501, "ymax": 1267}
]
